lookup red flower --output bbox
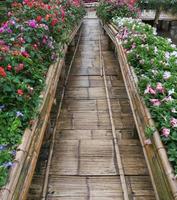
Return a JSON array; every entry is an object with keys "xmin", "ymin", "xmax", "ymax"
[
  {"xmin": 17, "ymin": 89, "xmax": 24, "ymax": 96},
  {"xmin": 51, "ymin": 18, "xmax": 58, "ymax": 26},
  {"xmin": 21, "ymin": 51, "xmax": 30, "ymax": 58},
  {"xmin": 0, "ymin": 66, "xmax": 6, "ymax": 77},
  {"xmin": 129, "ymin": 0, "xmax": 136, "ymax": 6},
  {"xmin": 7, "ymin": 64, "xmax": 12, "ymax": 71},
  {"xmin": 36, "ymin": 16, "xmax": 42, "ymax": 23}
]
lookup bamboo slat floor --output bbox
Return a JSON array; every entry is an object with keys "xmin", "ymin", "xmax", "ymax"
[{"xmin": 28, "ymin": 11, "xmax": 156, "ymax": 200}]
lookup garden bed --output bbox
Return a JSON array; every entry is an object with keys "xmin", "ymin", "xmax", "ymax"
[
  {"xmin": 101, "ymin": 21, "xmax": 177, "ymax": 200},
  {"xmin": 0, "ymin": 21, "xmax": 82, "ymax": 200}
]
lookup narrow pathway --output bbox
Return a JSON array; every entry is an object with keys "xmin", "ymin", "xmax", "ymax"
[{"xmin": 28, "ymin": 11, "xmax": 156, "ymax": 200}]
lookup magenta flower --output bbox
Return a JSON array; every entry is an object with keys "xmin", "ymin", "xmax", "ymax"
[
  {"xmin": 170, "ymin": 118, "xmax": 177, "ymax": 128},
  {"xmin": 161, "ymin": 128, "xmax": 170, "ymax": 137},
  {"xmin": 28, "ymin": 19, "xmax": 37, "ymax": 28},
  {"xmin": 0, "ymin": 27, "xmax": 4, "ymax": 33},
  {"xmin": 150, "ymin": 99, "xmax": 161, "ymax": 106},
  {"xmin": 156, "ymin": 83, "xmax": 164, "ymax": 93}
]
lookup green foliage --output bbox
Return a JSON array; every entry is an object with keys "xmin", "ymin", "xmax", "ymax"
[
  {"xmin": 96, "ymin": 1, "xmax": 139, "ymax": 23},
  {"xmin": 145, "ymin": 126, "xmax": 156, "ymax": 138},
  {"xmin": 0, "ymin": 0, "xmax": 85, "ymax": 187}
]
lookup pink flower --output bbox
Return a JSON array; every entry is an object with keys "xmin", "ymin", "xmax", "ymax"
[
  {"xmin": 15, "ymin": 63, "xmax": 24, "ymax": 73},
  {"xmin": 150, "ymin": 99, "xmax": 161, "ymax": 106},
  {"xmin": 19, "ymin": 37, "xmax": 25, "ymax": 44},
  {"xmin": 42, "ymin": 36, "xmax": 47, "ymax": 44},
  {"xmin": 8, "ymin": 12, "xmax": 12, "ymax": 17},
  {"xmin": 144, "ymin": 139, "xmax": 152, "ymax": 145},
  {"xmin": 131, "ymin": 43, "xmax": 136, "ymax": 49},
  {"xmin": 156, "ymin": 82, "xmax": 164, "ymax": 93},
  {"xmin": 17, "ymin": 89, "xmax": 24, "ymax": 96},
  {"xmin": 161, "ymin": 128, "xmax": 170, "ymax": 137},
  {"xmin": 7, "ymin": 64, "xmax": 12, "ymax": 71},
  {"xmin": 163, "ymin": 96, "xmax": 173, "ymax": 102},
  {"xmin": 170, "ymin": 118, "xmax": 177, "ymax": 128},
  {"xmin": 33, "ymin": 44, "xmax": 38, "ymax": 49},
  {"xmin": 144, "ymin": 85, "xmax": 156, "ymax": 95}
]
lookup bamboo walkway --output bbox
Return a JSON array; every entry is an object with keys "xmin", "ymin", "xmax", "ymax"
[{"xmin": 28, "ymin": 11, "xmax": 156, "ymax": 200}]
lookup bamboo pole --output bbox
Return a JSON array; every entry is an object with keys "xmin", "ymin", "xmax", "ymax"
[
  {"xmin": 99, "ymin": 32, "xmax": 130, "ymax": 200},
  {"xmin": 41, "ymin": 25, "xmax": 83, "ymax": 200}
]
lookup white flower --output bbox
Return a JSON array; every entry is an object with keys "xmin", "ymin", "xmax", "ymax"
[
  {"xmin": 167, "ymin": 38, "xmax": 172, "ymax": 43},
  {"xmin": 163, "ymin": 71, "xmax": 171, "ymax": 80},
  {"xmin": 171, "ymin": 51, "xmax": 177, "ymax": 57},
  {"xmin": 152, "ymin": 69, "xmax": 158, "ymax": 75},
  {"xmin": 153, "ymin": 28, "xmax": 157, "ymax": 35},
  {"xmin": 171, "ymin": 44, "xmax": 176, "ymax": 48},
  {"xmin": 154, "ymin": 46, "xmax": 158, "ymax": 54},
  {"xmin": 168, "ymin": 89, "xmax": 175, "ymax": 96},
  {"xmin": 165, "ymin": 52, "xmax": 170, "ymax": 60},
  {"xmin": 171, "ymin": 108, "xmax": 177, "ymax": 113}
]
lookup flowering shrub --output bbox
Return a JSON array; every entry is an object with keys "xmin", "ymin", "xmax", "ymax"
[
  {"xmin": 112, "ymin": 17, "xmax": 177, "ymax": 173},
  {"xmin": 96, "ymin": 0, "xmax": 139, "ymax": 23},
  {"xmin": 0, "ymin": 0, "xmax": 85, "ymax": 186}
]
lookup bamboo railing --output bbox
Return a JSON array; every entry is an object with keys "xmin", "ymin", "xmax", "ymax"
[
  {"xmin": 101, "ymin": 21, "xmax": 177, "ymax": 200},
  {"xmin": 0, "ymin": 21, "xmax": 82, "ymax": 200}
]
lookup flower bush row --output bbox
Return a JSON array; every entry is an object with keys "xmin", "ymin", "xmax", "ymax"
[
  {"xmin": 96, "ymin": 0, "xmax": 139, "ymax": 23},
  {"xmin": 0, "ymin": 0, "xmax": 85, "ymax": 186},
  {"xmin": 113, "ymin": 17, "xmax": 177, "ymax": 174},
  {"xmin": 97, "ymin": 0, "xmax": 177, "ymax": 174}
]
